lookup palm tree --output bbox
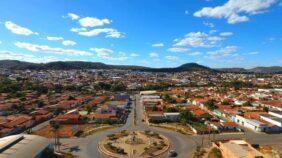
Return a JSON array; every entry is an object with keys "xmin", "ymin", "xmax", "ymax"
[{"xmin": 50, "ymin": 122, "xmax": 61, "ymax": 151}]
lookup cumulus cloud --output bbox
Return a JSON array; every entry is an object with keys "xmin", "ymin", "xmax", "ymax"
[
  {"xmin": 68, "ymin": 13, "xmax": 80, "ymax": 20},
  {"xmin": 167, "ymin": 47, "xmax": 189, "ymax": 53},
  {"xmin": 15, "ymin": 42, "xmax": 91, "ymax": 56},
  {"xmin": 5, "ymin": 21, "xmax": 38, "ymax": 36},
  {"xmin": 203, "ymin": 22, "xmax": 215, "ymax": 28},
  {"xmin": 90, "ymin": 48, "xmax": 113, "ymax": 58},
  {"xmin": 62, "ymin": 40, "xmax": 76, "ymax": 46},
  {"xmin": 152, "ymin": 43, "xmax": 164, "ymax": 47},
  {"xmin": 90, "ymin": 48, "xmax": 129, "ymax": 61},
  {"xmin": 166, "ymin": 55, "xmax": 179, "ymax": 62},
  {"xmin": 0, "ymin": 51, "xmax": 59, "ymax": 63},
  {"xmin": 207, "ymin": 45, "xmax": 238, "ymax": 58},
  {"xmin": 174, "ymin": 31, "xmax": 224, "ymax": 47},
  {"xmin": 77, "ymin": 28, "xmax": 123, "ymax": 38},
  {"xmin": 67, "ymin": 14, "xmax": 123, "ymax": 38},
  {"xmin": 79, "ymin": 17, "xmax": 111, "ymax": 27},
  {"xmin": 47, "ymin": 36, "xmax": 64, "ymax": 41},
  {"xmin": 194, "ymin": 0, "xmax": 277, "ymax": 24},
  {"xmin": 189, "ymin": 52, "xmax": 202, "ymax": 56},
  {"xmin": 130, "ymin": 53, "xmax": 139, "ymax": 57},
  {"xmin": 249, "ymin": 51, "xmax": 259, "ymax": 55},
  {"xmin": 149, "ymin": 52, "xmax": 159, "ymax": 58},
  {"xmin": 70, "ymin": 27, "xmax": 87, "ymax": 33},
  {"xmin": 220, "ymin": 32, "xmax": 233, "ymax": 37}
]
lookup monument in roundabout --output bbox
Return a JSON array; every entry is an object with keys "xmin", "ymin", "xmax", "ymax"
[{"xmin": 98, "ymin": 130, "xmax": 170, "ymax": 158}]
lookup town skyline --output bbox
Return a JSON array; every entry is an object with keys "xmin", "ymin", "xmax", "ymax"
[{"xmin": 0, "ymin": 0, "xmax": 282, "ymax": 68}]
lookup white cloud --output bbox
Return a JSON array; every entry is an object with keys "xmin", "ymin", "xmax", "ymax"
[
  {"xmin": 174, "ymin": 31, "xmax": 224, "ymax": 47},
  {"xmin": 209, "ymin": 30, "xmax": 217, "ymax": 34},
  {"xmin": 249, "ymin": 51, "xmax": 259, "ymax": 55},
  {"xmin": 130, "ymin": 53, "xmax": 139, "ymax": 57},
  {"xmin": 166, "ymin": 55, "xmax": 179, "ymax": 61},
  {"xmin": 15, "ymin": 42, "xmax": 91, "ymax": 56},
  {"xmin": 68, "ymin": 15, "xmax": 123, "ymax": 38},
  {"xmin": 149, "ymin": 52, "xmax": 159, "ymax": 58},
  {"xmin": 194, "ymin": 0, "xmax": 276, "ymax": 24},
  {"xmin": 90, "ymin": 48, "xmax": 113, "ymax": 58},
  {"xmin": 0, "ymin": 41, "xmax": 2, "ymax": 44},
  {"xmin": 70, "ymin": 27, "xmax": 87, "ymax": 33},
  {"xmin": 90, "ymin": 48, "xmax": 129, "ymax": 61},
  {"xmin": 189, "ymin": 52, "xmax": 202, "ymax": 56},
  {"xmin": 207, "ymin": 45, "xmax": 238, "ymax": 58},
  {"xmin": 167, "ymin": 47, "xmax": 189, "ymax": 53},
  {"xmin": 0, "ymin": 50, "xmax": 59, "ymax": 63},
  {"xmin": 203, "ymin": 22, "xmax": 215, "ymax": 28},
  {"xmin": 152, "ymin": 43, "xmax": 164, "ymax": 47},
  {"xmin": 220, "ymin": 32, "xmax": 233, "ymax": 37},
  {"xmin": 79, "ymin": 17, "xmax": 111, "ymax": 27},
  {"xmin": 47, "ymin": 36, "xmax": 64, "ymax": 41},
  {"xmin": 77, "ymin": 28, "xmax": 123, "ymax": 38},
  {"xmin": 62, "ymin": 40, "xmax": 76, "ymax": 46},
  {"xmin": 68, "ymin": 13, "xmax": 80, "ymax": 20},
  {"xmin": 5, "ymin": 21, "xmax": 38, "ymax": 36}
]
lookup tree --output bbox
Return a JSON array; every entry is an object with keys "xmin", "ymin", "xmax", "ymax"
[
  {"xmin": 67, "ymin": 95, "xmax": 76, "ymax": 100},
  {"xmin": 36, "ymin": 100, "xmax": 45, "ymax": 108},
  {"xmin": 53, "ymin": 107, "xmax": 64, "ymax": 115},
  {"xmin": 163, "ymin": 107, "xmax": 179, "ymax": 113},
  {"xmin": 208, "ymin": 147, "xmax": 222, "ymax": 158},
  {"xmin": 53, "ymin": 84, "xmax": 63, "ymax": 93},
  {"xmin": 263, "ymin": 107, "xmax": 269, "ymax": 112},
  {"xmin": 243, "ymin": 101, "xmax": 253, "ymax": 107},
  {"xmin": 221, "ymin": 100, "xmax": 230, "ymax": 105},
  {"xmin": 111, "ymin": 82, "xmax": 126, "ymax": 92},
  {"xmin": 204, "ymin": 99, "xmax": 218, "ymax": 110},
  {"xmin": 179, "ymin": 110, "xmax": 196, "ymax": 124},
  {"xmin": 50, "ymin": 122, "xmax": 61, "ymax": 151}
]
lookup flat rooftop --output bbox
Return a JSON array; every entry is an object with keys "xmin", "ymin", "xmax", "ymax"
[{"xmin": 0, "ymin": 134, "xmax": 51, "ymax": 158}]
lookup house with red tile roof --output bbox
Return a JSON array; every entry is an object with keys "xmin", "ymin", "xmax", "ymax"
[{"xmin": 52, "ymin": 114, "xmax": 84, "ymax": 124}]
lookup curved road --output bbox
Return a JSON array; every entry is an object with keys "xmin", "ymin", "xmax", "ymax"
[
  {"xmin": 61, "ymin": 94, "xmax": 197, "ymax": 158},
  {"xmin": 60, "ymin": 94, "xmax": 282, "ymax": 157}
]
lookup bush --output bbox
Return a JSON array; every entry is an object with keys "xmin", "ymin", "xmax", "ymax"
[
  {"xmin": 208, "ymin": 147, "xmax": 222, "ymax": 158},
  {"xmin": 74, "ymin": 130, "xmax": 84, "ymax": 137}
]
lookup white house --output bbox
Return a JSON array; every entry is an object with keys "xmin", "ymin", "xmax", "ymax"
[
  {"xmin": 260, "ymin": 114, "xmax": 282, "ymax": 128},
  {"xmin": 234, "ymin": 100, "xmax": 246, "ymax": 106},
  {"xmin": 269, "ymin": 111, "xmax": 282, "ymax": 118},
  {"xmin": 234, "ymin": 115, "xmax": 267, "ymax": 132}
]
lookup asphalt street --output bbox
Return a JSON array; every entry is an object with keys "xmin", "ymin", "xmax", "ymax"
[{"xmin": 60, "ymin": 94, "xmax": 282, "ymax": 158}]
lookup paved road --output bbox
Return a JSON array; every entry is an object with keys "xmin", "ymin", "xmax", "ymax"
[
  {"xmin": 60, "ymin": 94, "xmax": 282, "ymax": 158},
  {"xmin": 60, "ymin": 95, "xmax": 198, "ymax": 158}
]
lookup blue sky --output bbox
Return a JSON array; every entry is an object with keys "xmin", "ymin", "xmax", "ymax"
[{"xmin": 0, "ymin": 0, "xmax": 281, "ymax": 68}]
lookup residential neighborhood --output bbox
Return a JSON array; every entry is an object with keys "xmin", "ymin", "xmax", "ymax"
[
  {"xmin": 0, "ymin": 0, "xmax": 282, "ymax": 157},
  {"xmin": 0, "ymin": 67, "xmax": 281, "ymax": 157}
]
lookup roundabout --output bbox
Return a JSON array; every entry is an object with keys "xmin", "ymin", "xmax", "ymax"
[{"xmin": 98, "ymin": 130, "xmax": 170, "ymax": 158}]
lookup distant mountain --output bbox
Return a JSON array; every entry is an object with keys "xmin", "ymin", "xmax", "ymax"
[
  {"xmin": 1, "ymin": 60, "xmax": 281, "ymax": 73},
  {"xmin": 148, "ymin": 63, "xmax": 213, "ymax": 72},
  {"xmin": 250, "ymin": 66, "xmax": 282, "ymax": 73},
  {"xmin": 0, "ymin": 60, "xmax": 212, "ymax": 72},
  {"xmin": 216, "ymin": 68, "xmax": 248, "ymax": 73},
  {"xmin": 217, "ymin": 66, "xmax": 282, "ymax": 74},
  {"xmin": 0, "ymin": 60, "xmax": 36, "ymax": 69}
]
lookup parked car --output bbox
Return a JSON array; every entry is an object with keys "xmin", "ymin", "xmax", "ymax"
[{"xmin": 168, "ymin": 150, "xmax": 177, "ymax": 157}]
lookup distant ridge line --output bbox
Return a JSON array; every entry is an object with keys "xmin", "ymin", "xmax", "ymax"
[{"xmin": 0, "ymin": 60, "xmax": 281, "ymax": 73}]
